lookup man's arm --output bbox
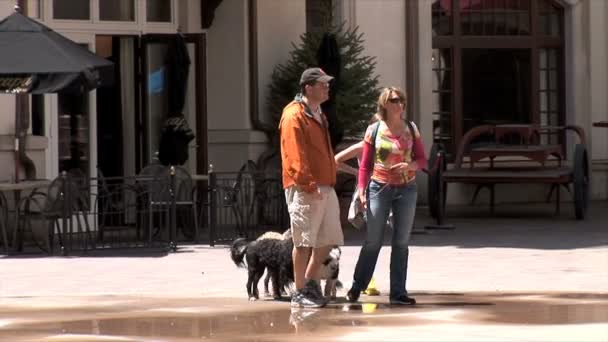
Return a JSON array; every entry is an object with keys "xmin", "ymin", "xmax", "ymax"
[{"xmin": 281, "ymin": 115, "xmax": 318, "ymax": 193}]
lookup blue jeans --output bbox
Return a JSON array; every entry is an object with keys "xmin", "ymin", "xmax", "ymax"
[{"xmin": 351, "ymin": 180, "xmax": 417, "ymax": 299}]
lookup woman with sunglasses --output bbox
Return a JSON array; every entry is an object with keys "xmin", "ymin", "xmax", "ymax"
[{"xmin": 346, "ymin": 87, "xmax": 427, "ymax": 305}]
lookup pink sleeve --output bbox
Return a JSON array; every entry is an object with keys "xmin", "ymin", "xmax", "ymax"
[
  {"xmin": 413, "ymin": 135, "xmax": 428, "ymax": 171},
  {"xmin": 358, "ymin": 140, "xmax": 374, "ymax": 189}
]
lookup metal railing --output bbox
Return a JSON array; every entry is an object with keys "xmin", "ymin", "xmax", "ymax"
[
  {"xmin": 13, "ymin": 163, "xmax": 289, "ymax": 254},
  {"xmin": 207, "ymin": 168, "xmax": 289, "ymax": 246}
]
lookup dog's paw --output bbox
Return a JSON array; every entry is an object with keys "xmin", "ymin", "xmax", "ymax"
[
  {"xmin": 249, "ymin": 297, "xmax": 259, "ymax": 302},
  {"xmin": 263, "ymin": 291, "xmax": 272, "ymax": 297}
]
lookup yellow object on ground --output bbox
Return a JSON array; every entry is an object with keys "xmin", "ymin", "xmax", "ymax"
[
  {"xmin": 363, "ymin": 278, "xmax": 380, "ymax": 296},
  {"xmin": 362, "ymin": 303, "xmax": 378, "ymax": 313}
]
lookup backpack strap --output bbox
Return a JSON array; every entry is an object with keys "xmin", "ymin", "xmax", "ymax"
[
  {"xmin": 371, "ymin": 121, "xmax": 381, "ymax": 150},
  {"xmin": 406, "ymin": 121, "xmax": 417, "ymax": 158},
  {"xmin": 362, "ymin": 122, "xmax": 381, "ymax": 179}
]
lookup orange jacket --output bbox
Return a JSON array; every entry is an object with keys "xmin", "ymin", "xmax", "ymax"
[{"xmin": 279, "ymin": 100, "xmax": 337, "ymax": 192}]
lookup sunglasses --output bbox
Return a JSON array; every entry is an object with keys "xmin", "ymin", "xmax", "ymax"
[{"xmin": 388, "ymin": 98, "xmax": 403, "ymax": 104}]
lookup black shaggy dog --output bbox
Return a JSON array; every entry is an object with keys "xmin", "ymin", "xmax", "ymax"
[
  {"xmin": 258, "ymin": 229, "xmax": 342, "ymax": 299},
  {"xmin": 257, "ymin": 230, "xmax": 292, "ymax": 297},
  {"xmin": 230, "ymin": 236, "xmax": 294, "ymax": 301}
]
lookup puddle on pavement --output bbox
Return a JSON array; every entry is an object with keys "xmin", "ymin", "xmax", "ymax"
[{"xmin": 0, "ymin": 293, "xmax": 606, "ymax": 341}]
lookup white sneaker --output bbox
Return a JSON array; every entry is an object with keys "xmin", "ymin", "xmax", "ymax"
[{"xmin": 291, "ymin": 290, "xmax": 326, "ymax": 308}]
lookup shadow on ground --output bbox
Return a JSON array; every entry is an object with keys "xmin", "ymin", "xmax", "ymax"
[{"xmin": 343, "ymin": 201, "xmax": 608, "ymax": 250}]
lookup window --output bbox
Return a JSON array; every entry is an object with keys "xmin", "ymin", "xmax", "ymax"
[
  {"xmin": 57, "ymin": 43, "xmax": 92, "ymax": 176},
  {"xmin": 144, "ymin": 42, "xmax": 170, "ymax": 161},
  {"xmin": 147, "ymin": 0, "xmax": 172, "ymax": 22},
  {"xmin": 431, "ymin": 0, "xmax": 564, "ymax": 157},
  {"xmin": 58, "ymin": 92, "xmax": 89, "ymax": 174},
  {"xmin": 432, "ymin": 0, "xmax": 452, "ymax": 36},
  {"xmin": 539, "ymin": 0, "xmax": 561, "ymax": 36},
  {"xmin": 460, "ymin": 0, "xmax": 530, "ymax": 36},
  {"xmin": 462, "ymin": 48, "xmax": 531, "ymax": 130},
  {"xmin": 539, "ymin": 48, "xmax": 561, "ymax": 144},
  {"xmin": 100, "ymin": 0, "xmax": 135, "ymax": 21},
  {"xmin": 432, "ymin": 49, "xmax": 453, "ymax": 148},
  {"xmin": 53, "ymin": 0, "xmax": 90, "ymax": 20},
  {"xmin": 49, "ymin": 0, "xmax": 175, "ymax": 25}
]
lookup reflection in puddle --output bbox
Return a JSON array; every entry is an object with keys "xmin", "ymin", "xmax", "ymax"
[
  {"xmin": 0, "ymin": 293, "xmax": 606, "ymax": 341},
  {"xmin": 3, "ymin": 310, "xmax": 296, "ymax": 340}
]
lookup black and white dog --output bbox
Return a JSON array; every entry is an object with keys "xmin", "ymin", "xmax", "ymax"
[
  {"xmin": 231, "ymin": 229, "xmax": 342, "ymax": 301},
  {"xmin": 318, "ymin": 246, "xmax": 342, "ymax": 299}
]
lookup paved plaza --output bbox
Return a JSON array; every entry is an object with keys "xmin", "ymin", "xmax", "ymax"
[{"xmin": 0, "ymin": 202, "xmax": 607, "ymax": 341}]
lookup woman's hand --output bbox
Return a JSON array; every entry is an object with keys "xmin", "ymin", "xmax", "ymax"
[
  {"xmin": 390, "ymin": 162, "xmax": 409, "ymax": 173},
  {"xmin": 358, "ymin": 187, "xmax": 367, "ymax": 209},
  {"xmin": 390, "ymin": 161, "xmax": 418, "ymax": 173}
]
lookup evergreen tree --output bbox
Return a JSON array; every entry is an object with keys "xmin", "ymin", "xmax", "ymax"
[{"xmin": 266, "ymin": 25, "xmax": 380, "ymax": 139}]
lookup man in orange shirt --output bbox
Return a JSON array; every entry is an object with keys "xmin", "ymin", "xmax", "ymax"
[{"xmin": 279, "ymin": 68, "xmax": 344, "ymax": 308}]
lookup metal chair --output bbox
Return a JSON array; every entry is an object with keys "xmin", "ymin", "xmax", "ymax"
[
  {"xmin": 221, "ymin": 160, "xmax": 260, "ymax": 238},
  {"xmin": 135, "ymin": 164, "xmax": 200, "ymax": 244},
  {"xmin": 136, "ymin": 164, "xmax": 172, "ymax": 243},
  {"xmin": 172, "ymin": 166, "xmax": 200, "ymax": 242},
  {"xmin": 16, "ymin": 173, "xmax": 93, "ymax": 255},
  {"xmin": 0, "ymin": 192, "xmax": 9, "ymax": 254},
  {"xmin": 94, "ymin": 169, "xmax": 141, "ymax": 245}
]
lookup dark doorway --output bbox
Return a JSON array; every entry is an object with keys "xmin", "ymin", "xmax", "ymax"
[{"xmin": 462, "ymin": 49, "xmax": 530, "ymax": 133}]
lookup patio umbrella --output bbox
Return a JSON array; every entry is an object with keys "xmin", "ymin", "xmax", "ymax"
[
  {"xmin": 165, "ymin": 33, "xmax": 191, "ymax": 116},
  {"xmin": 158, "ymin": 33, "xmax": 194, "ymax": 166},
  {"xmin": 0, "ymin": 11, "xmax": 113, "ymax": 93},
  {"xmin": 317, "ymin": 32, "xmax": 343, "ymax": 149},
  {"xmin": 0, "ymin": 10, "xmax": 114, "ymax": 181}
]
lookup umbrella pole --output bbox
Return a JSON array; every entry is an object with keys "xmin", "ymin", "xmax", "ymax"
[
  {"xmin": 14, "ymin": 94, "xmax": 22, "ymax": 183},
  {"xmin": 14, "ymin": 93, "xmax": 33, "ymax": 183}
]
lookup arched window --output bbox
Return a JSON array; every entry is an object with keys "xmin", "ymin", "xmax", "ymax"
[{"xmin": 432, "ymin": 0, "xmax": 564, "ymax": 157}]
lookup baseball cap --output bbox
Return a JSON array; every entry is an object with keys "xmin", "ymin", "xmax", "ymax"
[{"xmin": 299, "ymin": 67, "xmax": 334, "ymax": 85}]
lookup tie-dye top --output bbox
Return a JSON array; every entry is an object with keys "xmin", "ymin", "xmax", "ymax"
[{"xmin": 357, "ymin": 121, "xmax": 427, "ymax": 189}]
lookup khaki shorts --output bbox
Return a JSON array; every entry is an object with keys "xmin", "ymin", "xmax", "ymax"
[{"xmin": 285, "ymin": 186, "xmax": 344, "ymax": 248}]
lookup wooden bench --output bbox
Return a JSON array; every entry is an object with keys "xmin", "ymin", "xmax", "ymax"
[{"xmin": 426, "ymin": 124, "xmax": 590, "ymax": 221}]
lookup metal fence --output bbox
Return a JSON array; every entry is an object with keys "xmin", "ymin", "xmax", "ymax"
[
  {"xmin": 208, "ymin": 169, "xmax": 289, "ymax": 245},
  {"xmin": 12, "ymin": 163, "xmax": 289, "ymax": 255}
]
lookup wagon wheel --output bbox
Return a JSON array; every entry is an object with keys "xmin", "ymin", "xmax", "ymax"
[
  {"xmin": 573, "ymin": 144, "xmax": 590, "ymax": 220},
  {"xmin": 428, "ymin": 143, "xmax": 446, "ymax": 220}
]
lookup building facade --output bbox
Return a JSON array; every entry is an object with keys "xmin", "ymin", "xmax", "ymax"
[
  {"xmin": 205, "ymin": 0, "xmax": 608, "ymax": 204},
  {"xmin": 0, "ymin": 0, "xmax": 206, "ymax": 183},
  {"xmin": 1, "ymin": 0, "xmax": 606, "ymax": 206}
]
